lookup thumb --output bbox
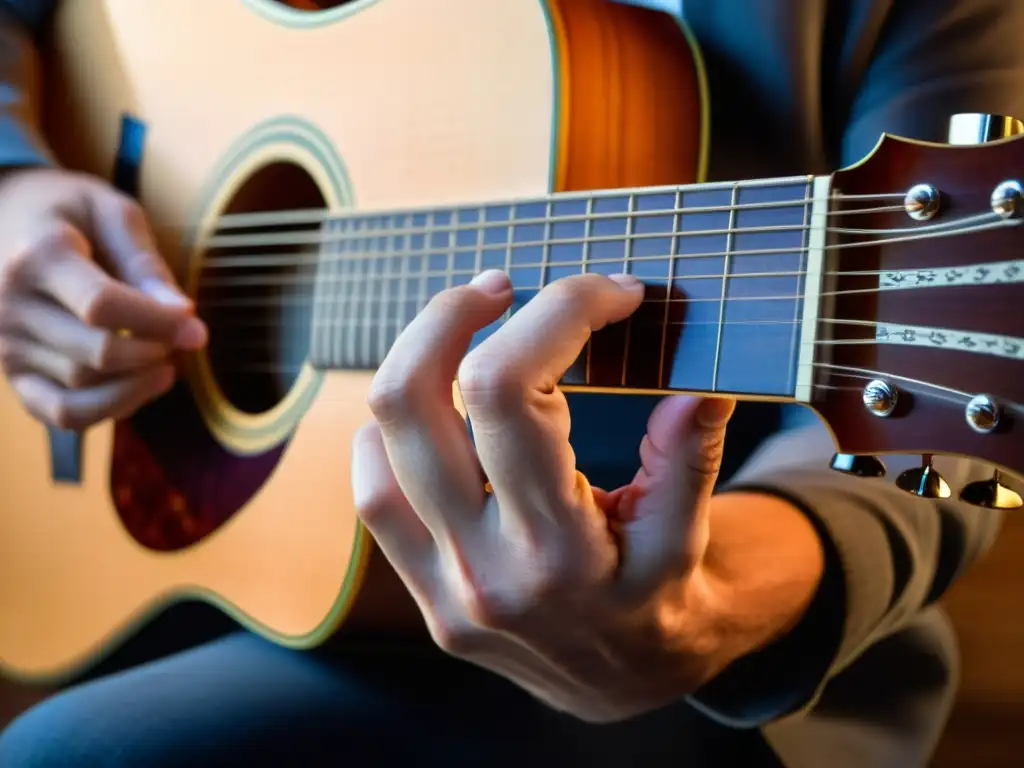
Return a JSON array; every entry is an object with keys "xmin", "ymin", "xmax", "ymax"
[
  {"xmin": 80, "ymin": 179, "xmax": 193, "ymax": 309},
  {"xmin": 616, "ymin": 395, "xmax": 735, "ymax": 594}
]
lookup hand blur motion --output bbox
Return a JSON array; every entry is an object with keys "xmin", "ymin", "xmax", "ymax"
[
  {"xmin": 352, "ymin": 269, "xmax": 738, "ymax": 723},
  {"xmin": 0, "ymin": 168, "xmax": 207, "ymax": 431}
]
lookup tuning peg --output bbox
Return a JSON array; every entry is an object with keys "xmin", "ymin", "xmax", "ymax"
[
  {"xmin": 896, "ymin": 455, "xmax": 951, "ymax": 499},
  {"xmin": 830, "ymin": 453, "xmax": 886, "ymax": 478},
  {"xmin": 960, "ymin": 471, "xmax": 1024, "ymax": 510}
]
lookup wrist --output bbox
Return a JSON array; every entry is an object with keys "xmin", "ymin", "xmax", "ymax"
[{"xmin": 667, "ymin": 491, "xmax": 826, "ymax": 685}]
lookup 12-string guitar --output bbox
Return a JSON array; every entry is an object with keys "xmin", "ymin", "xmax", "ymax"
[{"xmin": 2, "ymin": 0, "xmax": 1022, "ymax": 682}]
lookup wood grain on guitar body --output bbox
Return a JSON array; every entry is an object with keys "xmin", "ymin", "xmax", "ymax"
[{"xmin": 0, "ymin": 0, "xmax": 1021, "ymax": 683}]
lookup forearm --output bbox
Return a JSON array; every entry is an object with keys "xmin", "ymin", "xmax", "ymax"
[{"xmin": 694, "ymin": 490, "xmax": 826, "ymax": 672}]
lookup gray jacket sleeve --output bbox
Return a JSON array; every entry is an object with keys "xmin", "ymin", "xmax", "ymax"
[{"xmin": 686, "ymin": 0, "xmax": 1024, "ymax": 746}]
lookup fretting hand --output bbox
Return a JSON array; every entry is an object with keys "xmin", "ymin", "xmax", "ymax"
[
  {"xmin": 352, "ymin": 269, "xmax": 738, "ymax": 722},
  {"xmin": 0, "ymin": 168, "xmax": 207, "ymax": 431}
]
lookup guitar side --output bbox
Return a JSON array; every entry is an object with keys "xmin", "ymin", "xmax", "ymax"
[{"xmin": 0, "ymin": 0, "xmax": 707, "ymax": 682}]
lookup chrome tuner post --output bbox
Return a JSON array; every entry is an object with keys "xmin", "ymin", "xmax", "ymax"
[
  {"xmin": 948, "ymin": 113, "xmax": 1024, "ymax": 145},
  {"xmin": 896, "ymin": 454, "xmax": 951, "ymax": 500},
  {"xmin": 830, "ymin": 454, "xmax": 886, "ymax": 478},
  {"xmin": 947, "ymin": 114, "xmax": 1024, "ymax": 218},
  {"xmin": 960, "ymin": 471, "xmax": 1024, "ymax": 511}
]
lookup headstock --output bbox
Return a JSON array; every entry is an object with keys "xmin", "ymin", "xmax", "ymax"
[{"xmin": 811, "ymin": 114, "xmax": 1024, "ymax": 507}]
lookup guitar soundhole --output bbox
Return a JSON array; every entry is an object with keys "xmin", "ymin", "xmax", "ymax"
[{"xmin": 196, "ymin": 161, "xmax": 325, "ymax": 415}]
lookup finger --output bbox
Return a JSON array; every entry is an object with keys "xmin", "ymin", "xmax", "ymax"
[
  {"xmin": 3, "ymin": 298, "xmax": 170, "ymax": 374},
  {"xmin": 369, "ymin": 270, "xmax": 511, "ymax": 539},
  {"xmin": 618, "ymin": 395, "xmax": 736, "ymax": 593},
  {"xmin": 458, "ymin": 273, "xmax": 643, "ymax": 526},
  {"xmin": 351, "ymin": 422, "xmax": 436, "ymax": 589},
  {"xmin": 60, "ymin": 178, "xmax": 194, "ymax": 309},
  {"xmin": 1, "ymin": 335, "xmax": 117, "ymax": 389},
  {"xmin": 29, "ymin": 242, "xmax": 207, "ymax": 349},
  {"xmin": 11, "ymin": 365, "xmax": 176, "ymax": 431}
]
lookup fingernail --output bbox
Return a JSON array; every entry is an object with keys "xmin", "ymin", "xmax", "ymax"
[
  {"xmin": 609, "ymin": 273, "xmax": 642, "ymax": 290},
  {"xmin": 470, "ymin": 269, "xmax": 510, "ymax": 294},
  {"xmin": 174, "ymin": 317, "xmax": 208, "ymax": 350},
  {"xmin": 140, "ymin": 277, "xmax": 191, "ymax": 308},
  {"xmin": 696, "ymin": 397, "xmax": 736, "ymax": 428}
]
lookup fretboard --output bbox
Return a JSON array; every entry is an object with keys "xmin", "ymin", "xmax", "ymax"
[{"xmin": 265, "ymin": 175, "xmax": 827, "ymax": 398}]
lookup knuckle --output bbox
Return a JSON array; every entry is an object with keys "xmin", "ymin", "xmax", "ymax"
[
  {"xmin": 427, "ymin": 283, "xmax": 478, "ymax": 317},
  {"xmin": 460, "ymin": 582, "xmax": 527, "ymax": 630},
  {"xmin": 0, "ymin": 337, "xmax": 22, "ymax": 369},
  {"xmin": 354, "ymin": 483, "xmax": 403, "ymax": 529},
  {"xmin": 0, "ymin": 251, "xmax": 31, "ymax": 293},
  {"xmin": 427, "ymin": 615, "xmax": 479, "ymax": 657},
  {"xmin": 366, "ymin": 377, "xmax": 419, "ymax": 424},
  {"xmin": 51, "ymin": 400, "xmax": 84, "ymax": 432},
  {"xmin": 0, "ymin": 223, "xmax": 86, "ymax": 294},
  {"xmin": 39, "ymin": 221, "xmax": 88, "ymax": 255},
  {"xmin": 91, "ymin": 331, "xmax": 118, "ymax": 371},
  {"xmin": 689, "ymin": 427, "xmax": 728, "ymax": 477},
  {"xmin": 453, "ymin": 556, "xmax": 565, "ymax": 631},
  {"xmin": 80, "ymin": 281, "xmax": 121, "ymax": 327},
  {"xmin": 113, "ymin": 196, "xmax": 146, "ymax": 228},
  {"xmin": 65, "ymin": 363, "xmax": 93, "ymax": 389},
  {"xmin": 456, "ymin": 354, "xmax": 526, "ymax": 413},
  {"xmin": 545, "ymin": 273, "xmax": 602, "ymax": 304}
]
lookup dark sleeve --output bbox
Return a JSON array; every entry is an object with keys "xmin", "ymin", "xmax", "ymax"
[
  {"xmin": 0, "ymin": 0, "xmax": 58, "ymax": 168},
  {"xmin": 687, "ymin": 0, "xmax": 1024, "ymax": 727}
]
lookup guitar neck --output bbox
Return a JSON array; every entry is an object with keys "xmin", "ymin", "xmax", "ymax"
[{"xmin": 215, "ymin": 173, "xmax": 832, "ymax": 401}]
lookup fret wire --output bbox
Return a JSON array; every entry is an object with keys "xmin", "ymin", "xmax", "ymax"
[
  {"xmin": 376, "ymin": 217, "xmax": 391, "ymax": 365},
  {"xmin": 501, "ymin": 204, "xmax": 515, "ymax": 324},
  {"xmin": 473, "ymin": 207, "xmax": 484, "ymax": 287},
  {"xmin": 711, "ymin": 183, "xmax": 740, "ymax": 392},
  {"xmin": 539, "ymin": 200, "xmax": 552, "ymax": 305},
  {"xmin": 583, "ymin": 196, "xmax": 595, "ymax": 385},
  {"xmin": 416, "ymin": 216, "xmax": 429, "ymax": 340},
  {"xmin": 205, "ymin": 218, "xmax": 812, "ymax": 254},
  {"xmin": 330, "ymin": 219, "xmax": 344, "ymax": 366},
  {"xmin": 211, "ymin": 175, "xmax": 911, "ymax": 231},
  {"xmin": 310, "ymin": 218, "xmax": 327, "ymax": 364},
  {"xmin": 657, "ymin": 189, "xmax": 683, "ymax": 389},
  {"xmin": 335, "ymin": 218, "xmax": 349, "ymax": 364},
  {"xmin": 360, "ymin": 221, "xmax": 374, "ymax": 366},
  {"xmin": 361, "ymin": 221, "xmax": 373, "ymax": 365},
  {"xmin": 445, "ymin": 211, "xmax": 455, "ymax": 292},
  {"xmin": 620, "ymin": 192, "xmax": 637, "ymax": 387},
  {"xmin": 395, "ymin": 214, "xmax": 410, "ymax": 362},
  {"xmin": 211, "ymin": 265, "xmax": 813, "ymax": 290},
  {"xmin": 207, "ymin": 208, "xmax": 1014, "ymax": 272}
]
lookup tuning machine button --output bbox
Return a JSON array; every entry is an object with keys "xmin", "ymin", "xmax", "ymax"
[
  {"xmin": 965, "ymin": 394, "xmax": 1003, "ymax": 434},
  {"xmin": 904, "ymin": 184, "xmax": 941, "ymax": 221},
  {"xmin": 960, "ymin": 471, "xmax": 1024, "ymax": 510},
  {"xmin": 991, "ymin": 180, "xmax": 1023, "ymax": 219},
  {"xmin": 896, "ymin": 455, "xmax": 951, "ymax": 499},
  {"xmin": 863, "ymin": 379, "xmax": 899, "ymax": 418},
  {"xmin": 830, "ymin": 453, "xmax": 886, "ymax": 478}
]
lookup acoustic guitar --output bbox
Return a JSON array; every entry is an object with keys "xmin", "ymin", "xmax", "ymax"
[{"xmin": 2, "ymin": 0, "xmax": 1022, "ymax": 683}]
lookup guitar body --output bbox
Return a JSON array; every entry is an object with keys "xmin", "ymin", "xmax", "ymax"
[{"xmin": 0, "ymin": 0, "xmax": 706, "ymax": 681}]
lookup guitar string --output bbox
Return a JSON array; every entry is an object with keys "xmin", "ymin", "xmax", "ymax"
[
  {"xmin": 196, "ymin": 205, "xmax": 986, "ymax": 266},
  {"xmin": 207, "ymin": 313, "xmax": 1015, "ymax": 370},
  {"xmin": 210, "ymin": 358, "xmax": 998, "ymax": 414},
  {"xmin": 180, "ymin": 200, "xmax": 1017, "ymax": 376},
  {"xmin": 190, "ymin": 215, "xmax": 1018, "ymax": 310},
  {"xmin": 155, "ymin": 190, "xmax": 910, "ymax": 236}
]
